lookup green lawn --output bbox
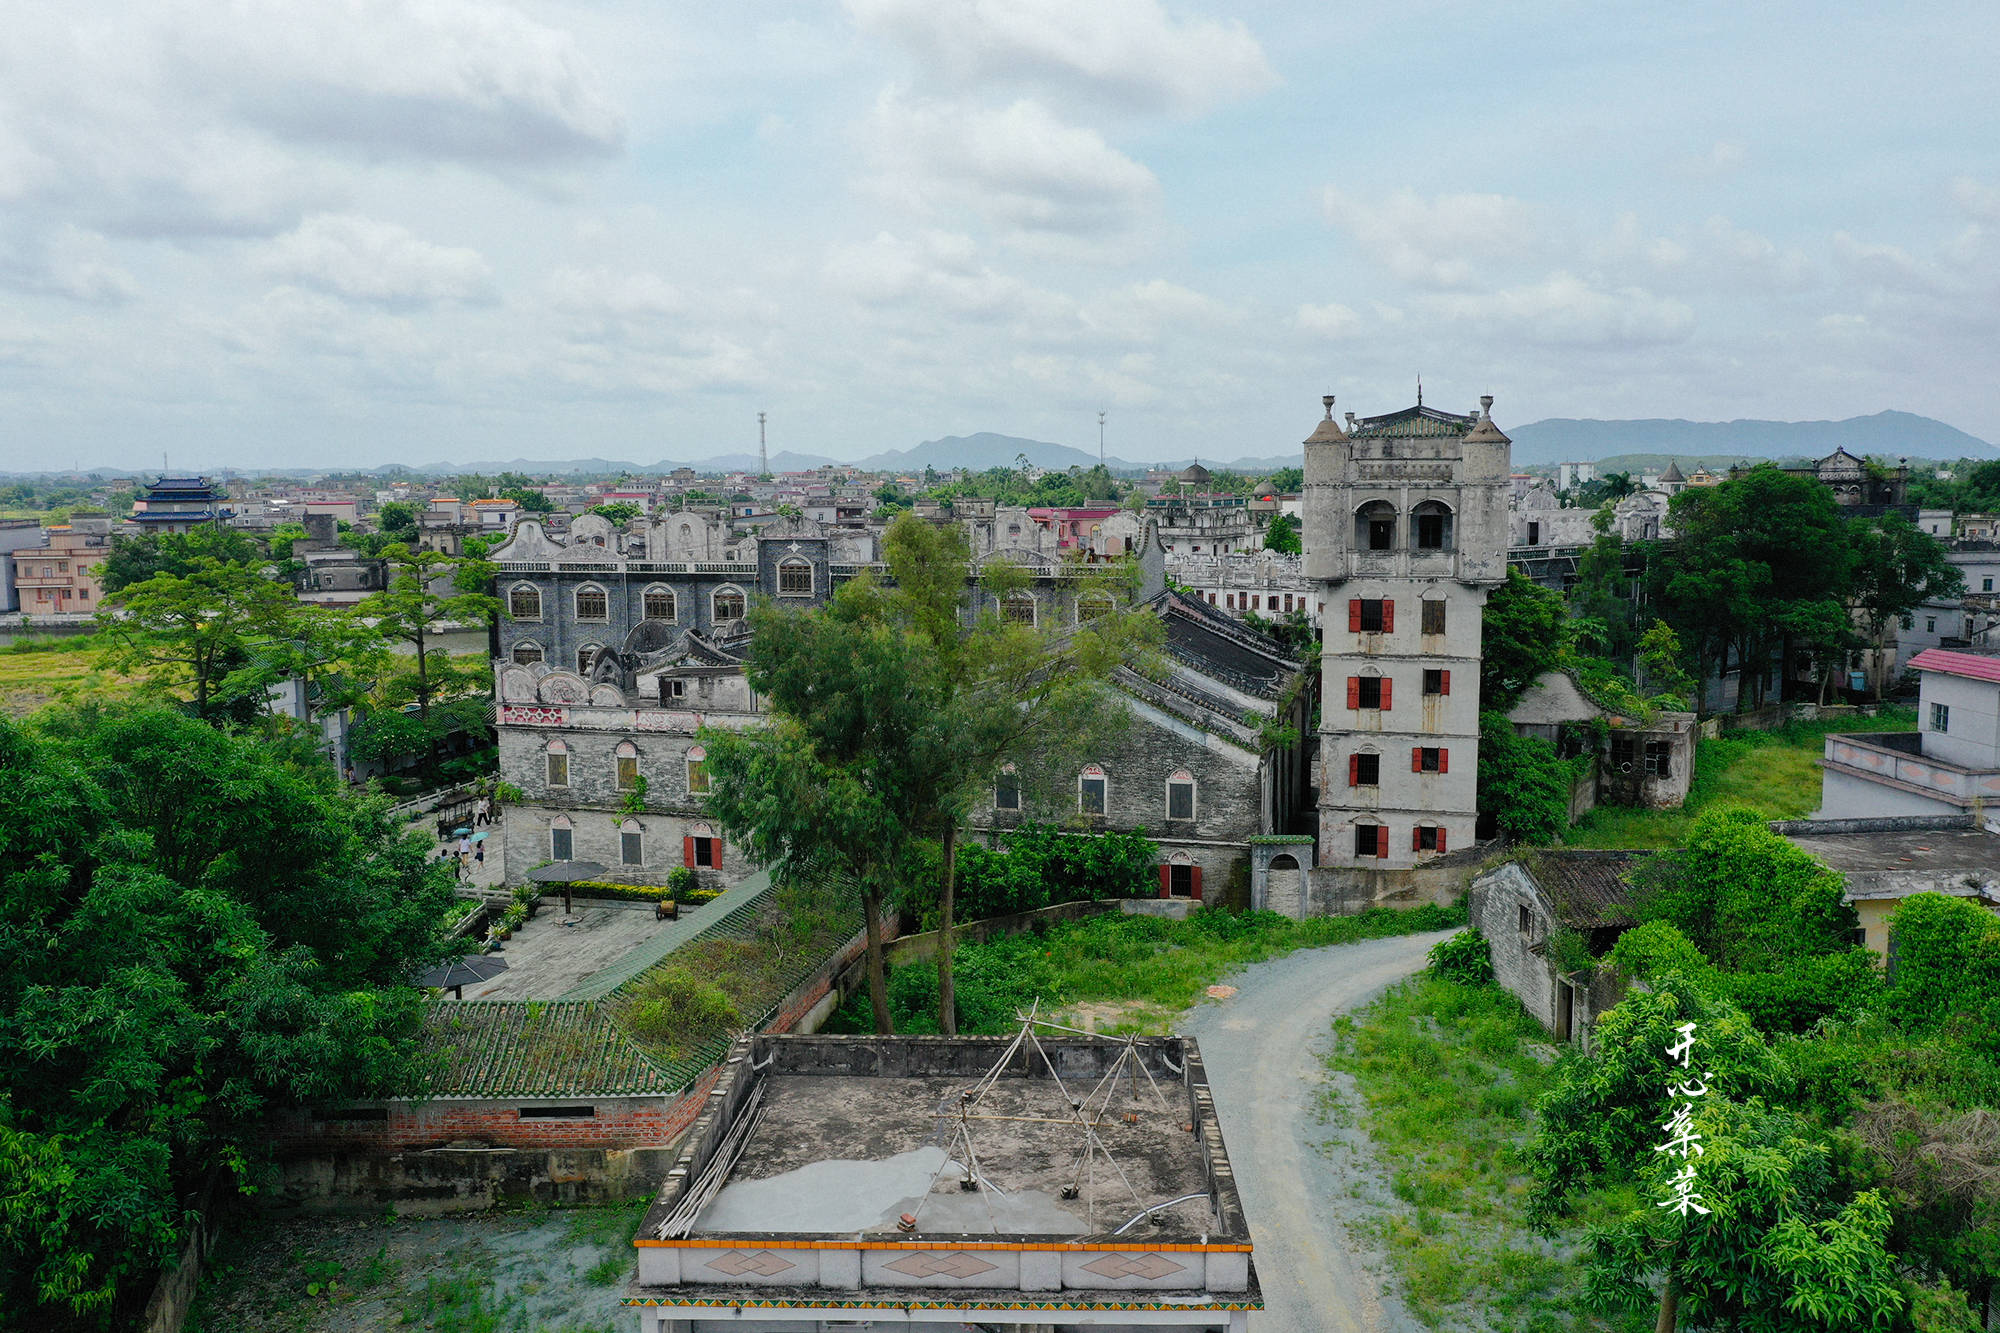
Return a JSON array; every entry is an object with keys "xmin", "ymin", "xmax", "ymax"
[
  {"xmin": 825, "ymin": 902, "xmax": 1465, "ymax": 1036},
  {"xmin": 0, "ymin": 635, "xmax": 141, "ymax": 716},
  {"xmin": 1561, "ymin": 708, "xmax": 1917, "ymax": 849},
  {"xmin": 1328, "ymin": 975, "xmax": 1648, "ymax": 1332}
]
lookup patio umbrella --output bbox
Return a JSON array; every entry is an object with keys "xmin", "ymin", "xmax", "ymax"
[
  {"xmin": 414, "ymin": 954, "xmax": 508, "ymax": 1000},
  {"xmin": 452, "ymin": 827, "xmax": 472, "ymax": 836},
  {"xmin": 527, "ymin": 859, "xmax": 606, "ymax": 916}
]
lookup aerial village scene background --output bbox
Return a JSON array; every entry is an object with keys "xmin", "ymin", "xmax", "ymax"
[{"xmin": 1, "ymin": 3, "xmax": 1997, "ymax": 1332}]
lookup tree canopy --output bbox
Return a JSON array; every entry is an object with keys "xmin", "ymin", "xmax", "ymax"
[
  {"xmin": 0, "ymin": 705, "xmax": 457, "ymax": 1327},
  {"xmin": 96, "ymin": 526, "xmax": 262, "ymax": 596}
]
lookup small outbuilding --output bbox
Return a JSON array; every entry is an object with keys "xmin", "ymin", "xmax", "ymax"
[{"xmin": 1468, "ymin": 852, "xmax": 1644, "ymax": 1052}]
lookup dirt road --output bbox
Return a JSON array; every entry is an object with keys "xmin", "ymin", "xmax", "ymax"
[{"xmin": 1182, "ymin": 930, "xmax": 1454, "ymax": 1333}]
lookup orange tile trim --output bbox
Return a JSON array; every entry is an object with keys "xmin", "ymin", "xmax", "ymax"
[{"xmin": 633, "ymin": 1238, "xmax": 1252, "ymax": 1253}]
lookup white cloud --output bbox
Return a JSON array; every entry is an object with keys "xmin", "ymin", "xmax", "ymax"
[
  {"xmin": 1081, "ymin": 280, "xmax": 1235, "ymax": 342},
  {"xmin": 1321, "ymin": 188, "xmax": 1543, "ymax": 289},
  {"xmin": 845, "ymin": 0, "xmax": 1273, "ymax": 114},
  {"xmin": 1295, "ymin": 301, "xmax": 1363, "ymax": 339},
  {"xmin": 261, "ymin": 215, "xmax": 493, "ymax": 306},
  {"xmin": 544, "ymin": 267, "xmax": 685, "ymax": 320},
  {"xmin": 1427, "ymin": 274, "xmax": 1695, "ymax": 348},
  {"xmin": 1949, "ymin": 176, "xmax": 2000, "ymax": 222},
  {"xmin": 865, "ymin": 93, "xmax": 1160, "ymax": 244},
  {"xmin": 178, "ymin": 0, "xmax": 624, "ymax": 164},
  {"xmin": 822, "ymin": 230, "xmax": 1072, "ymax": 322}
]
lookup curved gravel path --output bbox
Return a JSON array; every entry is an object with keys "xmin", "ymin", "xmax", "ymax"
[{"xmin": 1182, "ymin": 930, "xmax": 1456, "ymax": 1333}]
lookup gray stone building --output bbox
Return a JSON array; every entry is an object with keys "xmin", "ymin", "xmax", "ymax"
[
  {"xmin": 488, "ymin": 506, "xmax": 1309, "ymax": 897},
  {"xmin": 1301, "ymin": 393, "xmax": 1510, "ymax": 891},
  {"xmin": 968, "ymin": 589, "xmax": 1310, "ymax": 903}
]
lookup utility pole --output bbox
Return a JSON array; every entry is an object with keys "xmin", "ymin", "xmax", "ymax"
[
  {"xmin": 757, "ymin": 412, "xmax": 768, "ymax": 477},
  {"xmin": 1098, "ymin": 411, "xmax": 1106, "ymax": 468}
]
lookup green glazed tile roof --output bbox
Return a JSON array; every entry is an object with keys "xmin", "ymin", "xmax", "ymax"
[
  {"xmin": 1350, "ymin": 405, "xmax": 1478, "ymax": 439},
  {"xmin": 413, "ymin": 999, "xmax": 679, "ymax": 1097}
]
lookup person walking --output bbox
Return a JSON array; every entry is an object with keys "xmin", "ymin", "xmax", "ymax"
[{"xmin": 475, "ymin": 796, "xmax": 491, "ymax": 827}]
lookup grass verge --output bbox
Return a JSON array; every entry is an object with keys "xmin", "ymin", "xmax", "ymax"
[
  {"xmin": 1327, "ymin": 974, "xmax": 1648, "ymax": 1332},
  {"xmin": 1562, "ymin": 707, "xmax": 1916, "ymax": 849},
  {"xmin": 826, "ymin": 901, "xmax": 1465, "ymax": 1036}
]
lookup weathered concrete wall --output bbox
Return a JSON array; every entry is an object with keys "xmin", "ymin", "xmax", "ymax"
[
  {"xmin": 268, "ymin": 1144, "xmax": 686, "ymax": 1215},
  {"xmin": 1303, "ymin": 844, "xmax": 1488, "ymax": 915},
  {"xmin": 268, "ymin": 1094, "xmax": 702, "ymax": 1155}
]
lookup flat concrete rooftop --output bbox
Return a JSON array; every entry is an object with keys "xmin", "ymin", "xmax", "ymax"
[
  {"xmin": 1785, "ymin": 824, "xmax": 2000, "ymax": 875},
  {"xmin": 698, "ymin": 1073, "xmax": 1213, "ymax": 1237}
]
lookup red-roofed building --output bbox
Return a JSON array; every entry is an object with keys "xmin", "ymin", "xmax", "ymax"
[{"xmin": 1818, "ymin": 648, "xmax": 2000, "ymax": 828}]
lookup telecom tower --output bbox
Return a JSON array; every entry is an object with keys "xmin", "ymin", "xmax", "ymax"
[{"xmin": 758, "ymin": 412, "xmax": 768, "ymax": 476}]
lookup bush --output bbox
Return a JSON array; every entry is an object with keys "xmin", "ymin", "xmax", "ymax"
[
  {"xmin": 1476, "ymin": 713, "xmax": 1576, "ymax": 844},
  {"xmin": 916, "ymin": 824, "xmax": 1160, "ymax": 926},
  {"xmin": 562, "ymin": 879, "xmax": 721, "ymax": 905},
  {"xmin": 1428, "ymin": 929, "xmax": 1495, "ymax": 986},
  {"xmin": 667, "ymin": 866, "xmax": 696, "ymax": 896},
  {"xmin": 618, "ymin": 973, "xmax": 738, "ymax": 1049}
]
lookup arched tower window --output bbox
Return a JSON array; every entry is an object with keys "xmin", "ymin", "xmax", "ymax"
[
  {"xmin": 575, "ymin": 584, "xmax": 608, "ymax": 621},
  {"xmin": 509, "ymin": 584, "xmax": 542, "ymax": 620},
  {"xmin": 1411, "ymin": 500, "xmax": 1454, "ymax": 551},
  {"xmin": 1355, "ymin": 501, "xmax": 1397, "ymax": 552},
  {"xmin": 713, "ymin": 587, "xmax": 746, "ymax": 622},
  {"xmin": 643, "ymin": 586, "xmax": 677, "ymax": 622},
  {"xmin": 777, "ymin": 559, "xmax": 813, "ymax": 597}
]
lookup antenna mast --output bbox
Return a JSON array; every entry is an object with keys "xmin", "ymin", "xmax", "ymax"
[
  {"xmin": 1098, "ymin": 411, "xmax": 1106, "ymax": 467},
  {"xmin": 757, "ymin": 412, "xmax": 768, "ymax": 477}
]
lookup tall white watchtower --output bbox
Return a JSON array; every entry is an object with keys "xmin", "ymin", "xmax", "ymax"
[{"xmin": 1301, "ymin": 392, "xmax": 1510, "ymax": 872}]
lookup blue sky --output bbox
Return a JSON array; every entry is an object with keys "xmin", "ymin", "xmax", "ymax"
[{"xmin": 1, "ymin": 0, "xmax": 1996, "ymax": 471}]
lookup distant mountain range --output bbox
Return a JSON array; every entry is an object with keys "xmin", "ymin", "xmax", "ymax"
[
  {"xmin": 1506, "ymin": 411, "xmax": 1994, "ymax": 465},
  {"xmin": 9, "ymin": 411, "xmax": 1991, "ymax": 482}
]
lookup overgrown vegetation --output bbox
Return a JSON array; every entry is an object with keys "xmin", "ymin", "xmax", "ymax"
[
  {"xmin": 824, "ymin": 902, "xmax": 1464, "ymax": 1036},
  {"xmin": 1329, "ymin": 973, "xmax": 1648, "ymax": 1331},
  {"xmin": 0, "ymin": 704, "xmax": 461, "ymax": 1328},
  {"xmin": 896, "ymin": 823, "xmax": 1158, "ymax": 929},
  {"xmin": 1562, "ymin": 707, "xmax": 1916, "ymax": 848},
  {"xmin": 607, "ymin": 876, "xmax": 862, "ymax": 1066}
]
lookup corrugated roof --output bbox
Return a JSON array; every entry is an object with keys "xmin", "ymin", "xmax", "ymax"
[
  {"xmin": 1525, "ymin": 851, "xmax": 1646, "ymax": 929},
  {"xmin": 414, "ymin": 999, "xmax": 680, "ymax": 1097},
  {"xmin": 1908, "ymin": 648, "xmax": 2000, "ymax": 684}
]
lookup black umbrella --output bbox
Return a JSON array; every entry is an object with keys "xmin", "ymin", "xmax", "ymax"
[
  {"xmin": 527, "ymin": 860, "xmax": 606, "ymax": 916},
  {"xmin": 415, "ymin": 954, "xmax": 508, "ymax": 1000}
]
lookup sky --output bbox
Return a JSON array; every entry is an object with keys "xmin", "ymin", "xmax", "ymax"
[{"xmin": 2, "ymin": 0, "xmax": 1998, "ymax": 472}]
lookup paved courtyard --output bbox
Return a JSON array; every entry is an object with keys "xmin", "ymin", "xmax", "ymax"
[{"xmin": 465, "ymin": 903, "xmax": 669, "ymax": 1001}]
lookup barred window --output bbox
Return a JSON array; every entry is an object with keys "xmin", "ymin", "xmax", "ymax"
[
  {"xmin": 778, "ymin": 561, "xmax": 812, "ymax": 596},
  {"xmin": 509, "ymin": 584, "xmax": 541, "ymax": 620},
  {"xmin": 644, "ymin": 588, "xmax": 676, "ymax": 622},
  {"xmin": 575, "ymin": 586, "xmax": 608, "ymax": 621}
]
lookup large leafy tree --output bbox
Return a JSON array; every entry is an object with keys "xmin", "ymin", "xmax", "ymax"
[
  {"xmin": 96, "ymin": 525, "xmax": 262, "ymax": 595},
  {"xmin": 1479, "ymin": 567, "xmax": 1571, "ymax": 710},
  {"xmin": 97, "ymin": 559, "xmax": 300, "ymax": 723},
  {"xmin": 700, "ymin": 513, "xmax": 1159, "ymax": 1033},
  {"xmin": 356, "ymin": 545, "xmax": 500, "ymax": 773},
  {"xmin": 0, "ymin": 705, "xmax": 457, "ymax": 1327},
  {"xmin": 1263, "ymin": 512, "xmax": 1302, "ymax": 555}
]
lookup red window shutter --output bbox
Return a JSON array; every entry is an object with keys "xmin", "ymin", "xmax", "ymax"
[
  {"xmin": 1379, "ymin": 677, "xmax": 1393, "ymax": 710},
  {"xmin": 683, "ymin": 835, "xmax": 695, "ymax": 868},
  {"xmin": 712, "ymin": 843, "xmax": 722, "ymax": 870},
  {"xmin": 1439, "ymin": 748, "xmax": 1449, "ymax": 774},
  {"xmin": 1437, "ymin": 828, "xmax": 1448, "ymax": 854},
  {"xmin": 1412, "ymin": 825, "xmax": 1422, "ymax": 852},
  {"xmin": 1346, "ymin": 676, "xmax": 1360, "ymax": 709},
  {"xmin": 1158, "ymin": 865, "xmax": 1171, "ymax": 898},
  {"xmin": 1441, "ymin": 669, "xmax": 1451, "ymax": 696},
  {"xmin": 1411, "ymin": 747, "xmax": 1422, "ymax": 772},
  {"xmin": 1348, "ymin": 754, "xmax": 1360, "ymax": 786},
  {"xmin": 1347, "ymin": 599, "xmax": 1362, "ymax": 632},
  {"xmin": 1191, "ymin": 866, "xmax": 1204, "ymax": 901},
  {"xmin": 1381, "ymin": 600, "xmax": 1395, "ymax": 633},
  {"xmin": 1377, "ymin": 831, "xmax": 1390, "ymax": 859}
]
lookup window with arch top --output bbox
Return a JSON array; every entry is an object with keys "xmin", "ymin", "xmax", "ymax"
[
  {"xmin": 1078, "ymin": 764, "xmax": 1106, "ymax": 815},
  {"xmin": 1002, "ymin": 593, "xmax": 1037, "ymax": 626},
  {"xmin": 1355, "ymin": 501, "xmax": 1397, "ymax": 551},
  {"xmin": 575, "ymin": 584, "xmax": 608, "ymax": 621},
  {"xmin": 686, "ymin": 744, "xmax": 710, "ymax": 794},
  {"xmin": 1166, "ymin": 769, "xmax": 1196, "ymax": 821},
  {"xmin": 1411, "ymin": 500, "xmax": 1454, "ymax": 551},
  {"xmin": 615, "ymin": 740, "xmax": 640, "ymax": 790},
  {"xmin": 545, "ymin": 739, "xmax": 569, "ymax": 788},
  {"xmin": 509, "ymin": 584, "xmax": 542, "ymax": 620},
  {"xmin": 511, "ymin": 642, "xmax": 544, "ymax": 665},
  {"xmin": 643, "ymin": 587, "xmax": 677, "ymax": 622},
  {"xmin": 713, "ymin": 588, "xmax": 746, "ymax": 622},
  {"xmin": 777, "ymin": 560, "xmax": 812, "ymax": 596}
]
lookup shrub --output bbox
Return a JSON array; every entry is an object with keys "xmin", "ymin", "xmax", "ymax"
[
  {"xmin": 561, "ymin": 879, "xmax": 721, "ymax": 905},
  {"xmin": 1428, "ymin": 929, "xmax": 1495, "ymax": 986},
  {"xmin": 667, "ymin": 867, "xmax": 696, "ymax": 896},
  {"xmin": 618, "ymin": 973, "xmax": 738, "ymax": 1049},
  {"xmin": 1476, "ymin": 712, "xmax": 1575, "ymax": 844}
]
